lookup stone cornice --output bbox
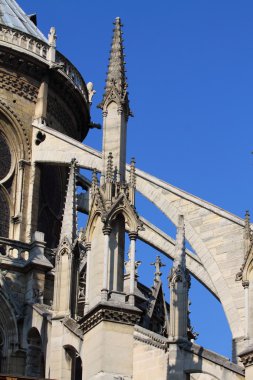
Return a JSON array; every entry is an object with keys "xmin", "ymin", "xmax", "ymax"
[
  {"xmin": 80, "ymin": 303, "xmax": 141, "ymax": 334},
  {"xmin": 134, "ymin": 325, "xmax": 167, "ymax": 351},
  {"xmin": 239, "ymin": 345, "xmax": 253, "ymax": 368}
]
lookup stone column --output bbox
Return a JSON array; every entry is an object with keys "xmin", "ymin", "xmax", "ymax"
[
  {"xmin": 101, "ymin": 226, "xmax": 111, "ymax": 301},
  {"xmin": 12, "ymin": 159, "xmax": 26, "ymax": 240},
  {"xmin": 129, "ymin": 232, "xmax": 137, "ymax": 305},
  {"xmin": 168, "ymin": 344, "xmax": 188, "ymax": 380},
  {"xmin": 26, "ymin": 162, "xmax": 41, "ymax": 242},
  {"xmin": 244, "ymin": 280, "xmax": 249, "ymax": 338},
  {"xmin": 84, "ymin": 242, "xmax": 91, "ymax": 313}
]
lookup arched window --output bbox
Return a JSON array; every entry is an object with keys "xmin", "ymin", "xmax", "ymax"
[
  {"xmin": 63, "ymin": 345, "xmax": 82, "ymax": 380},
  {"xmin": 0, "ymin": 292, "xmax": 18, "ymax": 374},
  {"xmin": 0, "ymin": 122, "xmax": 16, "ymax": 240},
  {"xmin": 26, "ymin": 328, "xmax": 44, "ymax": 378}
]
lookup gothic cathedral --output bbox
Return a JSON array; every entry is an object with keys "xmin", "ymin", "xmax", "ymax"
[{"xmin": 0, "ymin": 1, "xmax": 252, "ymax": 379}]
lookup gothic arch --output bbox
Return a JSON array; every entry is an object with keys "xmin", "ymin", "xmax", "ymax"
[
  {"xmin": 102, "ymin": 95, "xmax": 122, "ymax": 112},
  {"xmin": 0, "ymin": 100, "xmax": 31, "ymax": 160},
  {"xmin": 86, "ymin": 194, "xmax": 141, "ymax": 242},
  {"xmin": 26, "ymin": 327, "xmax": 45, "ymax": 378},
  {"xmin": 0, "ymin": 105, "xmax": 29, "ymax": 239},
  {"xmin": 0, "ymin": 185, "xmax": 12, "ymax": 238},
  {"xmin": 0, "ymin": 290, "xmax": 19, "ymax": 373},
  {"xmin": 31, "ymin": 126, "xmax": 246, "ymax": 340},
  {"xmin": 106, "ymin": 198, "xmax": 142, "ymax": 233},
  {"xmin": 189, "ymin": 373, "xmax": 219, "ymax": 380},
  {"xmin": 135, "ymin": 171, "xmax": 244, "ymax": 339},
  {"xmin": 63, "ymin": 344, "xmax": 82, "ymax": 380}
]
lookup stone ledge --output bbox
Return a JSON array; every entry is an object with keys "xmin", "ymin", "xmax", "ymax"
[
  {"xmin": 186, "ymin": 342, "xmax": 245, "ymax": 375},
  {"xmin": 134, "ymin": 325, "xmax": 167, "ymax": 351},
  {"xmin": 80, "ymin": 302, "xmax": 141, "ymax": 334}
]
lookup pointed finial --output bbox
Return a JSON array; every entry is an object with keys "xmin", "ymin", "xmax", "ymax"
[
  {"xmin": 129, "ymin": 157, "xmax": 136, "ymax": 188},
  {"xmin": 60, "ymin": 159, "xmax": 78, "ymax": 243},
  {"xmin": 151, "ymin": 256, "xmax": 166, "ymax": 282},
  {"xmin": 98, "ymin": 17, "xmax": 131, "ymax": 116},
  {"xmin": 106, "ymin": 152, "xmax": 113, "ymax": 182},
  {"xmin": 47, "ymin": 27, "xmax": 56, "ymax": 63},
  {"xmin": 48, "ymin": 27, "xmax": 56, "ymax": 47}
]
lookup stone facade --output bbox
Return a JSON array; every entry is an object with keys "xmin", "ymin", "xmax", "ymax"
[{"xmin": 0, "ymin": 1, "xmax": 250, "ymax": 380}]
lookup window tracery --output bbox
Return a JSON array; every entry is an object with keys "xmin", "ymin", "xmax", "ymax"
[{"xmin": 0, "ymin": 133, "xmax": 11, "ymax": 182}]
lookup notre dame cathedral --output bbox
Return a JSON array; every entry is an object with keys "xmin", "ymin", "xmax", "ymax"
[{"xmin": 0, "ymin": 1, "xmax": 253, "ymax": 379}]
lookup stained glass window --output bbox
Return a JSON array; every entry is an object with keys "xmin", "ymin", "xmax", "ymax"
[{"xmin": 0, "ymin": 133, "xmax": 11, "ymax": 181}]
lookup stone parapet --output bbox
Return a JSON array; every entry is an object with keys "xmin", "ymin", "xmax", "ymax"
[{"xmin": 0, "ymin": 24, "xmax": 88, "ymax": 105}]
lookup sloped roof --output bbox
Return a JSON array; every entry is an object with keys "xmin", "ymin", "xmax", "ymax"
[{"xmin": 0, "ymin": 0, "xmax": 47, "ymax": 42}]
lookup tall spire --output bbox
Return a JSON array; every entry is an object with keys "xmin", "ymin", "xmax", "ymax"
[
  {"xmin": 99, "ymin": 17, "xmax": 131, "ymax": 117},
  {"xmin": 60, "ymin": 159, "xmax": 78, "ymax": 244}
]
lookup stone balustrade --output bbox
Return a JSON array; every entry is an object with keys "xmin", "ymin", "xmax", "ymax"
[
  {"xmin": 0, "ymin": 24, "xmax": 88, "ymax": 103},
  {"xmin": 0, "ymin": 237, "xmax": 30, "ymax": 261},
  {"xmin": 0, "ymin": 24, "xmax": 49, "ymax": 59},
  {"xmin": 56, "ymin": 51, "xmax": 88, "ymax": 102}
]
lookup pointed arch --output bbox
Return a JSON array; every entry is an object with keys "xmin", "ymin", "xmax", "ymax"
[
  {"xmin": 63, "ymin": 344, "xmax": 82, "ymax": 380},
  {"xmin": 26, "ymin": 327, "xmax": 45, "ymax": 378},
  {"xmin": 0, "ymin": 290, "xmax": 19, "ymax": 373},
  {"xmin": 0, "ymin": 99, "xmax": 31, "ymax": 160}
]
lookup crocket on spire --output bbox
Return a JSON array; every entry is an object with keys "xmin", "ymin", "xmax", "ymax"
[
  {"xmin": 98, "ymin": 17, "xmax": 131, "ymax": 117},
  {"xmin": 60, "ymin": 159, "xmax": 78, "ymax": 244}
]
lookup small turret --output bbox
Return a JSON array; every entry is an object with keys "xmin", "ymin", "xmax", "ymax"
[
  {"xmin": 59, "ymin": 158, "xmax": 78, "ymax": 244},
  {"xmin": 53, "ymin": 159, "xmax": 78, "ymax": 317}
]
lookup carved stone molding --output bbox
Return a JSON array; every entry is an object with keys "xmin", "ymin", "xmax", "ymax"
[
  {"xmin": 240, "ymin": 346, "xmax": 253, "ymax": 367},
  {"xmin": 133, "ymin": 325, "xmax": 168, "ymax": 351},
  {"xmin": 80, "ymin": 304, "xmax": 141, "ymax": 334},
  {"xmin": 0, "ymin": 71, "xmax": 38, "ymax": 103}
]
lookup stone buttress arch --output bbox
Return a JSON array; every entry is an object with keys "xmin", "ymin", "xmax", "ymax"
[{"xmin": 31, "ymin": 125, "xmax": 245, "ymax": 340}]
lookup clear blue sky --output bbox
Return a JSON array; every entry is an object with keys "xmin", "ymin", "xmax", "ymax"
[{"xmin": 19, "ymin": 0, "xmax": 253, "ymax": 359}]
